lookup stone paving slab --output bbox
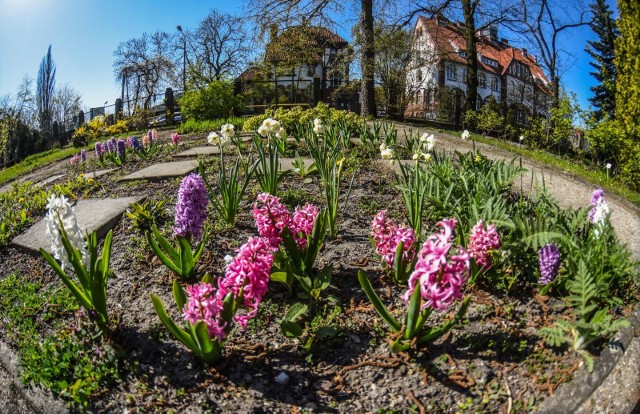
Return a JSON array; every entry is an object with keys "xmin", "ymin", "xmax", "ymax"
[
  {"xmin": 11, "ymin": 196, "xmax": 142, "ymax": 255},
  {"xmin": 35, "ymin": 173, "xmax": 66, "ymax": 188},
  {"xmin": 173, "ymin": 146, "xmax": 221, "ymax": 158},
  {"xmin": 83, "ymin": 168, "xmax": 118, "ymax": 179},
  {"xmin": 278, "ymin": 158, "xmax": 314, "ymax": 172},
  {"xmin": 118, "ymin": 160, "xmax": 199, "ymax": 182}
]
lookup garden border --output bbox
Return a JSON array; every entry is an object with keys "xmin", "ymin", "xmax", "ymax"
[
  {"xmin": 536, "ymin": 302, "xmax": 640, "ymax": 413},
  {"xmin": 0, "ymin": 340, "xmax": 67, "ymax": 413}
]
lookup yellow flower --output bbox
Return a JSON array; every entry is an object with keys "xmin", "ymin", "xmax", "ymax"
[
  {"xmin": 475, "ymin": 155, "xmax": 481, "ymax": 162},
  {"xmin": 87, "ymin": 178, "xmax": 95, "ymax": 185},
  {"xmin": 18, "ymin": 197, "xmax": 25, "ymax": 204}
]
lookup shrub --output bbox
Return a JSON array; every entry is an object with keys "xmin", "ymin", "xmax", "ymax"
[
  {"xmin": 177, "ymin": 117, "xmax": 245, "ymax": 134},
  {"xmin": 586, "ymin": 119, "xmax": 625, "ymax": 166},
  {"xmin": 244, "ymin": 102, "xmax": 363, "ymax": 132},
  {"xmin": 180, "ymin": 80, "xmax": 244, "ymax": 121},
  {"xmin": 104, "ymin": 119, "xmax": 130, "ymax": 136}
]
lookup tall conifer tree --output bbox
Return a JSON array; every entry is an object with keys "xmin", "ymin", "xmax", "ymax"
[{"xmin": 586, "ymin": 0, "xmax": 618, "ymax": 121}]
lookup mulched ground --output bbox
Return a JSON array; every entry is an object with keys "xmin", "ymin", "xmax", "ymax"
[{"xmin": 0, "ymin": 131, "xmax": 609, "ymax": 413}]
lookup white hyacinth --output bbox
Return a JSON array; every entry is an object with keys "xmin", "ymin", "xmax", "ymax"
[
  {"xmin": 380, "ymin": 144, "xmax": 394, "ymax": 160},
  {"xmin": 43, "ymin": 194, "xmax": 89, "ymax": 270},
  {"xmin": 461, "ymin": 130, "xmax": 470, "ymax": 140},
  {"xmin": 424, "ymin": 134, "xmax": 436, "ymax": 151},
  {"xmin": 220, "ymin": 123, "xmax": 235, "ymax": 139}
]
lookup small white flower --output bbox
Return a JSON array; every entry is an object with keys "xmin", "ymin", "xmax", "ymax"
[
  {"xmin": 380, "ymin": 147, "xmax": 394, "ymax": 160},
  {"xmin": 425, "ymin": 134, "xmax": 436, "ymax": 151},
  {"xmin": 606, "ymin": 163, "xmax": 612, "ymax": 169},
  {"xmin": 313, "ymin": 118, "xmax": 323, "ymax": 126},
  {"xmin": 275, "ymin": 127, "xmax": 287, "ymax": 139},
  {"xmin": 379, "ymin": 143, "xmax": 387, "ymax": 151},
  {"xmin": 461, "ymin": 130, "xmax": 470, "ymax": 140},
  {"xmin": 420, "ymin": 133, "xmax": 429, "ymax": 142},
  {"xmin": 257, "ymin": 125, "xmax": 270, "ymax": 137},
  {"xmin": 313, "ymin": 123, "xmax": 325, "ymax": 135},
  {"xmin": 207, "ymin": 131, "xmax": 220, "ymax": 145},
  {"xmin": 519, "ymin": 135, "xmax": 524, "ymax": 142},
  {"xmin": 224, "ymin": 254, "xmax": 234, "ymax": 265},
  {"xmin": 412, "ymin": 153, "xmax": 420, "ymax": 161},
  {"xmin": 422, "ymin": 152, "xmax": 432, "ymax": 161},
  {"xmin": 220, "ymin": 123, "xmax": 235, "ymax": 139}
]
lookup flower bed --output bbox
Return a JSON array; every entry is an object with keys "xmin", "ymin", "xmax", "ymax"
[{"xmin": 0, "ymin": 120, "xmax": 637, "ymax": 412}]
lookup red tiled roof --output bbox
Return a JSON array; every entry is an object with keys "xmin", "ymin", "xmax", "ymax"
[
  {"xmin": 265, "ymin": 26, "xmax": 348, "ymax": 63},
  {"xmin": 417, "ymin": 16, "xmax": 549, "ymax": 86}
]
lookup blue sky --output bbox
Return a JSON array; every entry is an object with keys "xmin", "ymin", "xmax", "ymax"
[{"xmin": 0, "ymin": 0, "xmax": 617, "ymax": 112}]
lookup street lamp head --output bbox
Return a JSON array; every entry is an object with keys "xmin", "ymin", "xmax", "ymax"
[
  {"xmin": 104, "ymin": 101, "xmax": 108, "ymax": 106},
  {"xmin": 177, "ymin": 25, "xmax": 183, "ymax": 33}
]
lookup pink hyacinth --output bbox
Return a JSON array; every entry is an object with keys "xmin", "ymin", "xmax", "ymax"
[
  {"xmin": 69, "ymin": 154, "xmax": 80, "ymax": 166},
  {"xmin": 291, "ymin": 204, "xmax": 319, "ymax": 248},
  {"xmin": 125, "ymin": 137, "xmax": 133, "ymax": 148},
  {"xmin": 468, "ymin": 220, "xmax": 501, "ymax": 269},
  {"xmin": 404, "ymin": 219, "xmax": 470, "ymax": 310},
  {"xmin": 182, "ymin": 282, "xmax": 226, "ymax": 342},
  {"xmin": 371, "ymin": 210, "xmax": 416, "ymax": 268},
  {"xmin": 171, "ymin": 132, "xmax": 180, "ymax": 145},
  {"xmin": 252, "ymin": 193, "xmax": 292, "ymax": 250},
  {"xmin": 219, "ymin": 236, "xmax": 273, "ymax": 329}
]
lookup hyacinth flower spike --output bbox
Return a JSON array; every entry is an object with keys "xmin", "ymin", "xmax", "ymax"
[
  {"xmin": 147, "ymin": 174, "xmax": 209, "ymax": 280},
  {"xmin": 358, "ymin": 219, "xmax": 473, "ymax": 352}
]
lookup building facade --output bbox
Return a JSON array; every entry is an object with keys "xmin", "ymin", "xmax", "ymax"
[{"xmin": 405, "ymin": 16, "xmax": 551, "ymax": 125}]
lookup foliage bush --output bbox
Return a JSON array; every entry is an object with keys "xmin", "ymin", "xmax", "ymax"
[
  {"xmin": 586, "ymin": 118, "xmax": 625, "ymax": 167},
  {"xmin": 180, "ymin": 80, "xmax": 244, "ymax": 121},
  {"xmin": 524, "ymin": 96, "xmax": 576, "ymax": 150},
  {"xmin": 104, "ymin": 119, "xmax": 130, "ymax": 136},
  {"xmin": 177, "ymin": 117, "xmax": 245, "ymax": 134},
  {"xmin": 244, "ymin": 102, "xmax": 364, "ymax": 133}
]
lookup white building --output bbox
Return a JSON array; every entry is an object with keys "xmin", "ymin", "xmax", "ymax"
[{"xmin": 405, "ymin": 16, "xmax": 551, "ymax": 125}]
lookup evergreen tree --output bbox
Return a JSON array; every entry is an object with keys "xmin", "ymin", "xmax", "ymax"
[
  {"xmin": 36, "ymin": 45, "xmax": 56, "ymax": 132},
  {"xmin": 615, "ymin": 0, "xmax": 640, "ymax": 135},
  {"xmin": 586, "ymin": 0, "xmax": 619, "ymax": 121}
]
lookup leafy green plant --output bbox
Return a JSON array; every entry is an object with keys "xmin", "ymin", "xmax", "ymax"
[
  {"xmin": 539, "ymin": 260, "xmax": 630, "ymax": 372},
  {"xmin": 150, "ymin": 274, "xmax": 236, "ymax": 364},
  {"xmin": 39, "ymin": 225, "xmax": 114, "ymax": 336},
  {"xmin": 177, "ymin": 117, "xmax": 245, "ymax": 134},
  {"xmin": 146, "ymin": 225, "xmax": 207, "ymax": 280},
  {"xmin": 396, "ymin": 159, "xmax": 429, "ymax": 239},
  {"xmin": 199, "ymin": 154, "xmax": 256, "ymax": 226},
  {"xmin": 291, "ymin": 153, "xmax": 318, "ymax": 178},
  {"xmin": 358, "ymin": 271, "xmax": 471, "ymax": 352},
  {"xmin": 125, "ymin": 199, "xmax": 168, "ymax": 235},
  {"xmin": 253, "ymin": 136, "xmax": 286, "ymax": 196}
]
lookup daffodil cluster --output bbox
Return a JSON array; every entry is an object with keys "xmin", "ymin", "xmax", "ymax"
[
  {"xmin": 258, "ymin": 117, "xmax": 286, "ymax": 138},
  {"xmin": 412, "ymin": 133, "xmax": 436, "ymax": 162}
]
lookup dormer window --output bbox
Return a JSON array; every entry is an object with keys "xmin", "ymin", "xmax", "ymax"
[
  {"xmin": 458, "ymin": 50, "xmax": 467, "ymax": 58},
  {"xmin": 480, "ymin": 56, "xmax": 498, "ymax": 68}
]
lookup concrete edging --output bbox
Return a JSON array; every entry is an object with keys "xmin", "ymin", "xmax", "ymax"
[{"xmin": 536, "ymin": 302, "xmax": 640, "ymax": 413}]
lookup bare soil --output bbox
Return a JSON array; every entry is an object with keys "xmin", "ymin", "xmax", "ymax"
[{"xmin": 0, "ymin": 127, "xmax": 638, "ymax": 413}]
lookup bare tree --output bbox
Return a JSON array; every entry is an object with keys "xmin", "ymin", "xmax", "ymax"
[
  {"xmin": 244, "ymin": 0, "xmax": 377, "ymax": 116},
  {"xmin": 36, "ymin": 45, "xmax": 56, "ymax": 131},
  {"xmin": 184, "ymin": 10, "xmax": 252, "ymax": 88},
  {"xmin": 113, "ymin": 32, "xmax": 176, "ymax": 111},
  {"xmin": 52, "ymin": 84, "xmax": 83, "ymax": 132},
  {"xmin": 1, "ymin": 77, "xmax": 39, "ymax": 163},
  {"xmin": 513, "ymin": 0, "xmax": 590, "ymax": 106}
]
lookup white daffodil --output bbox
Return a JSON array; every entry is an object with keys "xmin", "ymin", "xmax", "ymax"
[
  {"xmin": 461, "ymin": 130, "xmax": 470, "ymax": 140},
  {"xmin": 606, "ymin": 163, "xmax": 612, "ymax": 169},
  {"xmin": 220, "ymin": 123, "xmax": 235, "ymax": 139},
  {"xmin": 275, "ymin": 127, "xmax": 287, "ymax": 139},
  {"xmin": 422, "ymin": 152, "xmax": 432, "ymax": 161},
  {"xmin": 380, "ymin": 147, "xmax": 394, "ymax": 160},
  {"xmin": 379, "ymin": 143, "xmax": 387, "ymax": 151},
  {"xmin": 412, "ymin": 153, "xmax": 420, "ymax": 161},
  {"xmin": 420, "ymin": 132, "xmax": 429, "ymax": 142},
  {"xmin": 257, "ymin": 124, "xmax": 270, "ymax": 137},
  {"xmin": 314, "ymin": 118, "xmax": 323, "ymax": 126},
  {"xmin": 313, "ymin": 123, "xmax": 326, "ymax": 135},
  {"xmin": 425, "ymin": 134, "xmax": 436, "ymax": 151},
  {"xmin": 207, "ymin": 131, "xmax": 220, "ymax": 145}
]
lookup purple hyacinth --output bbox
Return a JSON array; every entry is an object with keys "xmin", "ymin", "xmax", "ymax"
[
  {"xmin": 80, "ymin": 149, "xmax": 86, "ymax": 162},
  {"xmin": 117, "ymin": 138, "xmax": 125, "ymax": 158},
  {"xmin": 107, "ymin": 138, "xmax": 115, "ymax": 153},
  {"xmin": 131, "ymin": 136, "xmax": 141, "ymax": 151},
  {"xmin": 148, "ymin": 130, "xmax": 153, "ymax": 142},
  {"xmin": 95, "ymin": 142, "xmax": 103, "ymax": 157},
  {"xmin": 173, "ymin": 173, "xmax": 209, "ymax": 241},
  {"xmin": 538, "ymin": 244, "xmax": 561, "ymax": 284}
]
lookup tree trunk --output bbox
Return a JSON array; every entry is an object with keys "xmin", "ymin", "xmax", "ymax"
[
  {"xmin": 462, "ymin": 0, "xmax": 478, "ymax": 113},
  {"xmin": 360, "ymin": 0, "xmax": 377, "ymax": 117}
]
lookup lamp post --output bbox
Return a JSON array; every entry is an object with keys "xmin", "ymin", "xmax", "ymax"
[{"xmin": 177, "ymin": 25, "xmax": 186, "ymax": 93}]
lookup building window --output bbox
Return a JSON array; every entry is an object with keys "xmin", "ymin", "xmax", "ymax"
[
  {"xmin": 479, "ymin": 73, "xmax": 486, "ymax": 88},
  {"xmin": 329, "ymin": 73, "xmax": 343, "ymax": 87},
  {"xmin": 424, "ymin": 89, "xmax": 431, "ymax": 105},
  {"xmin": 476, "ymin": 95, "xmax": 483, "ymax": 111},
  {"xmin": 417, "ymin": 69, "xmax": 423, "ymax": 82},
  {"xmin": 462, "ymin": 68, "xmax": 468, "ymax": 80},
  {"xmin": 516, "ymin": 110, "xmax": 527, "ymax": 126},
  {"xmin": 416, "ymin": 90, "xmax": 422, "ymax": 105},
  {"xmin": 491, "ymin": 76, "xmax": 499, "ymax": 92},
  {"xmin": 458, "ymin": 50, "xmax": 467, "ymax": 58},
  {"xmin": 480, "ymin": 56, "xmax": 498, "ymax": 68},
  {"xmin": 446, "ymin": 64, "xmax": 457, "ymax": 81}
]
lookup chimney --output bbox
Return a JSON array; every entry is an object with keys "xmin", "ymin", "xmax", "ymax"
[
  {"xmin": 522, "ymin": 48, "xmax": 527, "ymax": 57},
  {"xmin": 501, "ymin": 38, "xmax": 508, "ymax": 45}
]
